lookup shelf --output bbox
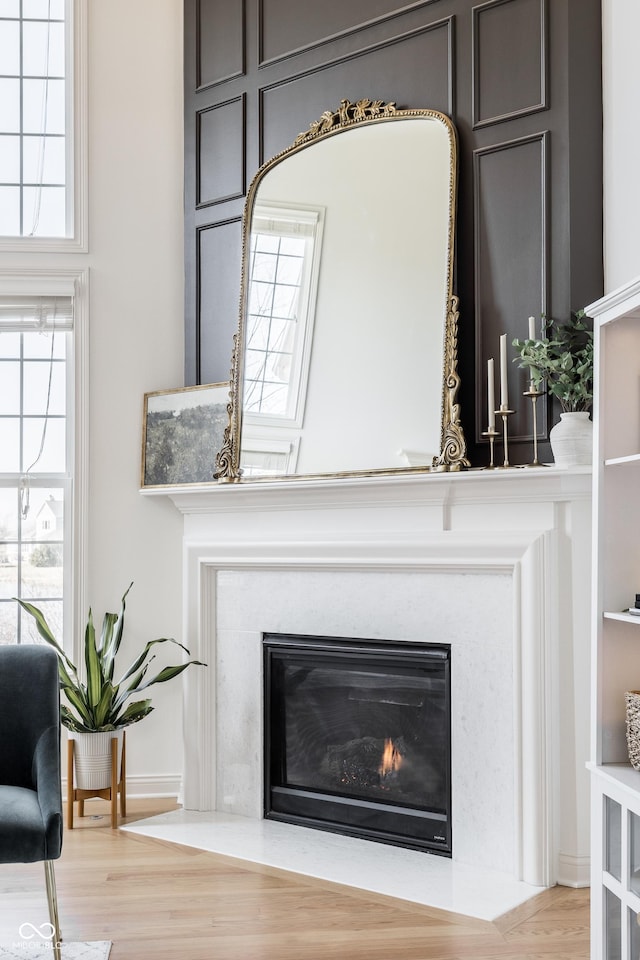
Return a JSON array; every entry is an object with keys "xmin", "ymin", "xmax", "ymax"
[
  {"xmin": 604, "ymin": 612, "xmax": 640, "ymax": 625},
  {"xmin": 590, "ymin": 763, "xmax": 640, "ymax": 795},
  {"xmin": 605, "ymin": 454, "xmax": 640, "ymax": 467}
]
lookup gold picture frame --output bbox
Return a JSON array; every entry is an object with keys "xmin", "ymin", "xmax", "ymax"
[{"xmin": 141, "ymin": 382, "xmax": 230, "ymax": 488}]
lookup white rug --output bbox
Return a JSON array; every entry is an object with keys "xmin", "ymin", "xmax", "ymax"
[{"xmin": 0, "ymin": 942, "xmax": 111, "ymax": 959}]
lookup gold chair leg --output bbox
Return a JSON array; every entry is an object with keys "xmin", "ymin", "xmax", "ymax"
[{"xmin": 44, "ymin": 860, "xmax": 62, "ymax": 960}]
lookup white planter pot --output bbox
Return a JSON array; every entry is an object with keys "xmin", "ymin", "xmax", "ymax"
[
  {"xmin": 69, "ymin": 729, "xmax": 124, "ymax": 791},
  {"xmin": 549, "ymin": 411, "xmax": 593, "ymax": 467}
]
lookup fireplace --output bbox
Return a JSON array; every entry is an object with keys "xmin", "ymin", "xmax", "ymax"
[
  {"xmin": 263, "ymin": 632, "xmax": 451, "ymax": 854},
  {"xmin": 167, "ymin": 468, "xmax": 592, "ymax": 891}
]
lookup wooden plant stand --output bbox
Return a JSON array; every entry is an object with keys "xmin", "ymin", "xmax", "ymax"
[{"xmin": 67, "ymin": 731, "xmax": 126, "ymax": 829}]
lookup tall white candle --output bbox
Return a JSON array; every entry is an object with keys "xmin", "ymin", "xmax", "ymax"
[
  {"xmin": 499, "ymin": 334, "xmax": 508, "ymax": 408},
  {"xmin": 487, "ymin": 358, "xmax": 495, "ymax": 429},
  {"xmin": 527, "ymin": 316, "xmax": 537, "ymax": 391}
]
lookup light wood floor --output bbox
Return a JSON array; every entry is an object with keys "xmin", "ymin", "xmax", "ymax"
[{"xmin": 0, "ymin": 798, "xmax": 590, "ymax": 959}]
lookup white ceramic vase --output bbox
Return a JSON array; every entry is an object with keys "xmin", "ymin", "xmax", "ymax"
[
  {"xmin": 549, "ymin": 411, "xmax": 593, "ymax": 467},
  {"xmin": 68, "ymin": 729, "xmax": 124, "ymax": 791}
]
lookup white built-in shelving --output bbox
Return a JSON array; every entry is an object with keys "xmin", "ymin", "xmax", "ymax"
[{"xmin": 588, "ymin": 277, "xmax": 640, "ymax": 959}]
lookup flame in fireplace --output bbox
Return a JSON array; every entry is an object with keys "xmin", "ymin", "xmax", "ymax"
[{"xmin": 378, "ymin": 738, "xmax": 403, "ymax": 777}]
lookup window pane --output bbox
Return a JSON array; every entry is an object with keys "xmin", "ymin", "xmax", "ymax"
[
  {"xmin": 249, "ymin": 280, "xmax": 275, "ymax": 316},
  {"xmin": 0, "ymin": 551, "xmax": 17, "ymax": 598},
  {"xmin": 23, "ymin": 0, "xmax": 65, "ymax": 18},
  {"xmin": 0, "ymin": 333, "xmax": 20, "ymax": 359},
  {"xmin": 245, "ymin": 349, "xmax": 266, "ymax": 380},
  {"xmin": 23, "ymin": 417, "xmax": 65, "ymax": 472},
  {"xmin": 0, "ymin": 601, "xmax": 17, "ymax": 646},
  {"xmin": 0, "ymin": 486, "xmax": 18, "ymax": 601},
  {"xmin": 0, "ymin": 419, "xmax": 20, "ymax": 471},
  {"xmin": 23, "ymin": 360, "xmax": 66, "ymax": 415},
  {"xmin": 280, "ymin": 236, "xmax": 307, "ymax": 256},
  {"xmin": 0, "ymin": 135, "xmax": 20, "ymax": 181},
  {"xmin": 23, "ymin": 330, "xmax": 65, "ymax": 360},
  {"xmin": 21, "ymin": 486, "xmax": 63, "ymax": 535},
  {"xmin": 268, "ymin": 317, "xmax": 295, "ymax": 352},
  {"xmin": 0, "ymin": 360, "xmax": 21, "ymax": 414},
  {"xmin": 272, "ymin": 284, "xmax": 299, "ymax": 319},
  {"xmin": 22, "ymin": 185, "xmax": 66, "ymax": 236},
  {"xmin": 276, "ymin": 255, "xmax": 304, "ymax": 286},
  {"xmin": 256, "ymin": 382, "xmax": 288, "ymax": 415},
  {"xmin": 0, "ymin": 20, "xmax": 20, "ymax": 75},
  {"xmin": 251, "ymin": 252, "xmax": 278, "ymax": 283},
  {"xmin": 254, "ymin": 234, "xmax": 279, "ymax": 253},
  {"xmin": 0, "ymin": 487, "xmax": 18, "ymax": 539},
  {"xmin": 0, "ymin": 1, "xmax": 20, "ymax": 17},
  {"xmin": 22, "ymin": 543, "xmax": 63, "ymax": 598},
  {"xmin": 23, "ymin": 135, "xmax": 66, "ymax": 185},
  {"xmin": 22, "ymin": 78, "xmax": 65, "ymax": 135},
  {"xmin": 246, "ymin": 316, "xmax": 270, "ymax": 351},
  {"xmin": 0, "ymin": 186, "xmax": 20, "ymax": 235},
  {"xmin": 0, "ymin": 79, "xmax": 20, "ymax": 133},
  {"xmin": 23, "ymin": 20, "xmax": 65, "ymax": 78}
]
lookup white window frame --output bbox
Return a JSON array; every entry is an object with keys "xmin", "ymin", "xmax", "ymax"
[
  {"xmin": 0, "ymin": 265, "xmax": 88, "ymax": 652},
  {"xmin": 0, "ymin": 0, "xmax": 88, "ymax": 253},
  {"xmin": 243, "ymin": 202, "xmax": 324, "ymax": 429}
]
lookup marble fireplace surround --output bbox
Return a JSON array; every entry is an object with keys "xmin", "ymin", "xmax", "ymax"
[{"xmin": 140, "ymin": 467, "xmax": 591, "ymax": 914}]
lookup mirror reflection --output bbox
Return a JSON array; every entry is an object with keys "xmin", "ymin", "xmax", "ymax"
[{"xmin": 216, "ymin": 101, "xmax": 467, "ymax": 481}]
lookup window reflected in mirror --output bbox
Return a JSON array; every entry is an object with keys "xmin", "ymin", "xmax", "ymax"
[{"xmin": 241, "ymin": 204, "xmax": 324, "ymax": 475}]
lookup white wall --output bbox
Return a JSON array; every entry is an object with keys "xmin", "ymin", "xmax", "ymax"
[
  {"xmin": 85, "ymin": 0, "xmax": 185, "ymax": 791},
  {"xmin": 0, "ymin": 1, "xmax": 186, "ymax": 793},
  {"xmin": 602, "ymin": 0, "xmax": 640, "ymax": 292}
]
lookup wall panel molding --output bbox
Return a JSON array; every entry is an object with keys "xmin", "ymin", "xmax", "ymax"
[
  {"xmin": 196, "ymin": 218, "xmax": 243, "ymax": 384},
  {"xmin": 473, "ymin": 131, "xmax": 550, "ymax": 443},
  {"xmin": 196, "ymin": 0, "xmax": 246, "ymax": 91},
  {"xmin": 258, "ymin": 17, "xmax": 455, "ymax": 164},
  {"xmin": 196, "ymin": 95, "xmax": 246, "ymax": 208},
  {"xmin": 472, "ymin": 0, "xmax": 547, "ymax": 129},
  {"xmin": 258, "ymin": 0, "xmax": 444, "ymax": 67}
]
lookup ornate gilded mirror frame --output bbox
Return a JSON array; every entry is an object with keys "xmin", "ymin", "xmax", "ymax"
[{"xmin": 216, "ymin": 99, "xmax": 468, "ymax": 481}]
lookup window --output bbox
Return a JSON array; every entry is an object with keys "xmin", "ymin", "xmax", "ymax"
[
  {"xmin": 0, "ymin": 0, "xmax": 84, "ymax": 245},
  {"xmin": 243, "ymin": 204, "xmax": 323, "ymax": 425},
  {"xmin": 0, "ymin": 292, "xmax": 73, "ymax": 644}
]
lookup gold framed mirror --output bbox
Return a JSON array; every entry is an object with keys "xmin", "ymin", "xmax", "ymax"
[{"xmin": 216, "ymin": 99, "xmax": 468, "ymax": 481}]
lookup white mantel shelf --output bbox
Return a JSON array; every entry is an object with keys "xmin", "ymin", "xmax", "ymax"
[{"xmin": 141, "ymin": 465, "xmax": 591, "ymax": 516}]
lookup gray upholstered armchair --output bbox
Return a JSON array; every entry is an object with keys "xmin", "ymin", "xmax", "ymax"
[{"xmin": 0, "ymin": 645, "xmax": 63, "ymax": 958}]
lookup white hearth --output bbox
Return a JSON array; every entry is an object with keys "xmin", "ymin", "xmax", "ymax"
[{"xmin": 141, "ymin": 467, "xmax": 592, "ymax": 915}]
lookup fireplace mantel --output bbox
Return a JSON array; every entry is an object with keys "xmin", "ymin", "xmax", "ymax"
[
  {"xmin": 143, "ymin": 466, "xmax": 592, "ymax": 890},
  {"xmin": 142, "ymin": 464, "xmax": 591, "ymax": 519}
]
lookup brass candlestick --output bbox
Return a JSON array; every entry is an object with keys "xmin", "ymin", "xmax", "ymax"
[
  {"xmin": 481, "ymin": 426, "xmax": 499, "ymax": 469},
  {"xmin": 495, "ymin": 406, "xmax": 515, "ymax": 468},
  {"xmin": 523, "ymin": 384, "xmax": 547, "ymax": 467}
]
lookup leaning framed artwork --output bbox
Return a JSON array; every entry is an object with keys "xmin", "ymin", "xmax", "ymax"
[{"xmin": 141, "ymin": 382, "xmax": 229, "ymax": 487}]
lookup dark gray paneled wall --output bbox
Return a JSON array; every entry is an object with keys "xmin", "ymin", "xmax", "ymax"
[{"xmin": 184, "ymin": 0, "xmax": 602, "ymax": 465}]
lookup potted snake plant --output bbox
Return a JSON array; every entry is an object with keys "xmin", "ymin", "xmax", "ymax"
[{"xmin": 16, "ymin": 583, "xmax": 205, "ymax": 790}]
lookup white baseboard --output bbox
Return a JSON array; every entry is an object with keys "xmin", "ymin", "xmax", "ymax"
[
  {"xmin": 557, "ymin": 853, "xmax": 591, "ymax": 888},
  {"xmin": 62, "ymin": 774, "xmax": 181, "ymax": 802}
]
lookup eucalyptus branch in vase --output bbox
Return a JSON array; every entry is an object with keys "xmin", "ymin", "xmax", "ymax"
[
  {"xmin": 512, "ymin": 310, "xmax": 594, "ymax": 412},
  {"xmin": 512, "ymin": 310, "xmax": 594, "ymax": 467}
]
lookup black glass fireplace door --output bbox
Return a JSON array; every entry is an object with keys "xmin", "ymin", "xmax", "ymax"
[{"xmin": 263, "ymin": 634, "xmax": 451, "ymax": 855}]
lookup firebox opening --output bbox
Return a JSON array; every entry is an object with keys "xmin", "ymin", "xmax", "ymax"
[{"xmin": 263, "ymin": 633, "xmax": 451, "ymax": 855}]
